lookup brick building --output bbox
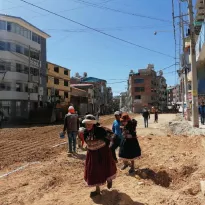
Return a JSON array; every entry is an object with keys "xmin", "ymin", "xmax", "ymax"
[
  {"xmin": 127, "ymin": 64, "xmax": 167, "ymax": 113},
  {"xmin": 128, "ymin": 64, "xmax": 158, "ymax": 113}
]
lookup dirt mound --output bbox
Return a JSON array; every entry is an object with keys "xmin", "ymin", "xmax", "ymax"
[{"xmin": 169, "ymin": 121, "xmax": 205, "ymax": 136}]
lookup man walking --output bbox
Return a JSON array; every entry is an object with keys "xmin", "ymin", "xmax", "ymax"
[
  {"xmin": 142, "ymin": 108, "xmax": 150, "ymax": 128},
  {"xmin": 199, "ymin": 102, "xmax": 205, "ymax": 125},
  {"xmin": 110, "ymin": 111, "xmax": 122, "ymax": 163},
  {"xmin": 63, "ymin": 106, "xmax": 79, "ymax": 155}
]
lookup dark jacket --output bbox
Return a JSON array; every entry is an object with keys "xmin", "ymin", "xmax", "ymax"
[
  {"xmin": 63, "ymin": 113, "xmax": 79, "ymax": 133},
  {"xmin": 199, "ymin": 105, "xmax": 205, "ymax": 115},
  {"xmin": 84, "ymin": 125, "xmax": 110, "ymax": 146},
  {"xmin": 143, "ymin": 110, "xmax": 150, "ymax": 119}
]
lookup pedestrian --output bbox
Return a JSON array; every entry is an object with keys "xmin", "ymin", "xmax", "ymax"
[
  {"xmin": 110, "ymin": 111, "xmax": 123, "ymax": 163},
  {"xmin": 119, "ymin": 113, "xmax": 141, "ymax": 174},
  {"xmin": 81, "ymin": 114, "xmax": 117, "ymax": 197},
  {"xmin": 154, "ymin": 109, "xmax": 158, "ymax": 123},
  {"xmin": 199, "ymin": 102, "xmax": 205, "ymax": 125},
  {"xmin": 63, "ymin": 106, "xmax": 79, "ymax": 155},
  {"xmin": 142, "ymin": 108, "xmax": 150, "ymax": 128}
]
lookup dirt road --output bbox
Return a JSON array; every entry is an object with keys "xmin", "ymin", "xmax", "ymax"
[{"xmin": 1, "ymin": 114, "xmax": 205, "ymax": 205}]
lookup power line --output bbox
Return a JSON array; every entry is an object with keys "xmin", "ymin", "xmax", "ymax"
[
  {"xmin": 28, "ymin": 0, "xmax": 114, "ymax": 20},
  {"xmin": 19, "ymin": 0, "xmax": 175, "ymax": 58},
  {"xmin": 45, "ymin": 25, "xmax": 173, "ymax": 33},
  {"xmin": 71, "ymin": 0, "xmax": 172, "ymax": 23}
]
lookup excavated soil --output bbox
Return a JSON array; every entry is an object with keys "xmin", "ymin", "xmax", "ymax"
[{"xmin": 0, "ymin": 114, "xmax": 205, "ymax": 205}]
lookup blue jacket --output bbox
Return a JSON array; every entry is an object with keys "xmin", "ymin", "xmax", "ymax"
[
  {"xmin": 199, "ymin": 105, "xmax": 205, "ymax": 115},
  {"xmin": 112, "ymin": 120, "xmax": 122, "ymax": 138}
]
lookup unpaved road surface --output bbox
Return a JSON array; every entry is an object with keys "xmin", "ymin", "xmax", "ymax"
[{"xmin": 1, "ymin": 114, "xmax": 205, "ymax": 205}]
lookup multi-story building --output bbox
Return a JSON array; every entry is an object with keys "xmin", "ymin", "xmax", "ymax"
[
  {"xmin": 70, "ymin": 72, "xmax": 109, "ymax": 114},
  {"xmin": 70, "ymin": 83, "xmax": 94, "ymax": 113},
  {"xmin": 46, "ymin": 62, "xmax": 70, "ymax": 106},
  {"xmin": 172, "ymin": 85, "xmax": 180, "ymax": 104},
  {"xmin": 156, "ymin": 73, "xmax": 167, "ymax": 111},
  {"xmin": 0, "ymin": 14, "xmax": 50, "ymax": 120},
  {"xmin": 167, "ymin": 86, "xmax": 174, "ymax": 106},
  {"xmin": 194, "ymin": 0, "xmax": 205, "ymax": 100},
  {"xmin": 128, "ymin": 64, "xmax": 158, "ymax": 113}
]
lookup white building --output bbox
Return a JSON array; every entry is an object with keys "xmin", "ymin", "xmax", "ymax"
[{"xmin": 0, "ymin": 14, "xmax": 50, "ymax": 120}]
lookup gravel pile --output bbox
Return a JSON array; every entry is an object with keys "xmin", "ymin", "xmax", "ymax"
[{"xmin": 169, "ymin": 120, "xmax": 205, "ymax": 136}]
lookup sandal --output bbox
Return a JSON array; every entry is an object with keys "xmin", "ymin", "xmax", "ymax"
[
  {"xmin": 121, "ymin": 164, "xmax": 128, "ymax": 170},
  {"xmin": 129, "ymin": 168, "xmax": 135, "ymax": 174},
  {"xmin": 90, "ymin": 191, "xmax": 101, "ymax": 198}
]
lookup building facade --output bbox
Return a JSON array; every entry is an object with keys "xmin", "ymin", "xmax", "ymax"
[
  {"xmin": 167, "ymin": 86, "xmax": 174, "ymax": 106},
  {"xmin": 0, "ymin": 14, "xmax": 50, "ymax": 120},
  {"xmin": 47, "ymin": 62, "xmax": 70, "ymax": 106},
  {"xmin": 128, "ymin": 64, "xmax": 159, "ymax": 113},
  {"xmin": 156, "ymin": 74, "xmax": 167, "ymax": 111}
]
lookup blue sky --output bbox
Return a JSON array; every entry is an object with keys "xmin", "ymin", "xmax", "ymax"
[{"xmin": 0, "ymin": 0, "xmax": 196, "ymax": 95}]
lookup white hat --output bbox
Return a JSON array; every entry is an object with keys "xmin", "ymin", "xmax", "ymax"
[
  {"xmin": 82, "ymin": 114, "xmax": 97, "ymax": 124},
  {"xmin": 68, "ymin": 106, "xmax": 74, "ymax": 110},
  {"xmin": 114, "ymin": 111, "xmax": 120, "ymax": 116}
]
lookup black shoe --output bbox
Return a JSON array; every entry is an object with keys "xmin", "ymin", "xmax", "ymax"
[
  {"xmin": 90, "ymin": 191, "xmax": 101, "ymax": 198},
  {"xmin": 129, "ymin": 168, "xmax": 135, "ymax": 174},
  {"xmin": 121, "ymin": 164, "xmax": 129, "ymax": 170},
  {"xmin": 107, "ymin": 180, "xmax": 112, "ymax": 189}
]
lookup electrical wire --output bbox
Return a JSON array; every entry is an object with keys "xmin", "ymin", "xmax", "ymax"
[
  {"xmin": 71, "ymin": 0, "xmax": 172, "ymax": 23},
  {"xmin": 19, "ymin": 0, "xmax": 175, "ymax": 58}
]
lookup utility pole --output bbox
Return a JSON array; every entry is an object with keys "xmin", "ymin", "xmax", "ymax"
[
  {"xmin": 188, "ymin": 0, "xmax": 199, "ymax": 127},
  {"xmin": 180, "ymin": 1, "xmax": 191, "ymax": 121},
  {"xmin": 28, "ymin": 45, "xmax": 31, "ymax": 115}
]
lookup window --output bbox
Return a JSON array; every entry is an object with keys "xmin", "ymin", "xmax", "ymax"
[
  {"xmin": 55, "ymin": 90, "xmax": 59, "ymax": 96},
  {"xmin": 0, "ymin": 20, "xmax": 6, "ymax": 30},
  {"xmin": 0, "ymin": 84, "xmax": 5, "ymax": 91},
  {"xmin": 64, "ymin": 80, "xmax": 68, "ymax": 86},
  {"xmin": 30, "ymin": 50, "xmax": 39, "ymax": 60},
  {"xmin": 16, "ymin": 45, "xmax": 23, "ymax": 54},
  {"xmin": 54, "ymin": 78, "xmax": 59, "ymax": 85},
  {"xmin": 0, "ymin": 62, "xmax": 11, "ymax": 71},
  {"xmin": 64, "ymin": 92, "xmax": 68, "ymax": 98},
  {"xmin": 135, "ymin": 87, "xmax": 145, "ymax": 92},
  {"xmin": 24, "ymin": 48, "xmax": 29, "ymax": 56},
  {"xmin": 33, "ymin": 68, "xmax": 39, "ymax": 76},
  {"xmin": 24, "ymin": 66, "xmax": 29, "ymax": 74},
  {"xmin": 0, "ymin": 41, "xmax": 6, "ymax": 50},
  {"xmin": 64, "ymin": 69, "xmax": 68, "ymax": 75},
  {"xmin": 16, "ymin": 63, "xmax": 22, "ymax": 72},
  {"xmin": 32, "ymin": 32, "xmax": 40, "ymax": 44},
  {"xmin": 134, "ymin": 79, "xmax": 144, "ymax": 84},
  {"xmin": 135, "ymin": 95, "xmax": 141, "ymax": 99},
  {"xmin": 16, "ymin": 83, "xmax": 21, "ymax": 92},
  {"xmin": 54, "ymin": 66, "xmax": 59, "ymax": 73},
  {"xmin": 16, "ymin": 101, "xmax": 21, "ymax": 117},
  {"xmin": 7, "ymin": 22, "xmax": 11, "ymax": 31}
]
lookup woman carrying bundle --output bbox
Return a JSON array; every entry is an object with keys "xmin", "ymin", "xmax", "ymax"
[{"xmin": 119, "ymin": 113, "xmax": 141, "ymax": 174}]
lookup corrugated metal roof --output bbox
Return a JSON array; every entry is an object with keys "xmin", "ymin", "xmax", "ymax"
[
  {"xmin": 71, "ymin": 84, "xmax": 93, "ymax": 87},
  {"xmin": 82, "ymin": 77, "xmax": 106, "ymax": 83}
]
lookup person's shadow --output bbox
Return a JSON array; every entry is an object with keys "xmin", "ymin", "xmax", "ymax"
[{"xmin": 92, "ymin": 190, "xmax": 145, "ymax": 205}]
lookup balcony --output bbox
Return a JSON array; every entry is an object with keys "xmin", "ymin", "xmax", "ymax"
[
  {"xmin": 196, "ymin": 22, "xmax": 205, "ymax": 61},
  {"xmin": 0, "ymin": 91, "xmax": 38, "ymax": 101}
]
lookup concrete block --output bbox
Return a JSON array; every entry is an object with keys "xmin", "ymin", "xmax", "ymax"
[{"xmin": 200, "ymin": 181, "xmax": 205, "ymax": 196}]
